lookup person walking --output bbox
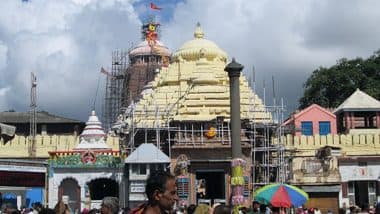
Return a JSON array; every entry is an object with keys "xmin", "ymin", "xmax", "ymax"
[
  {"xmin": 101, "ymin": 197, "xmax": 119, "ymax": 214},
  {"xmin": 54, "ymin": 200, "xmax": 70, "ymax": 214}
]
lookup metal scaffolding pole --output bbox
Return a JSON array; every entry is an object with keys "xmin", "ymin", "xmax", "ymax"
[{"xmin": 29, "ymin": 72, "xmax": 37, "ymax": 157}]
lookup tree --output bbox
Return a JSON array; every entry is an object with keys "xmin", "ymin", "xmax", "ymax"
[{"xmin": 299, "ymin": 50, "xmax": 380, "ymax": 109}]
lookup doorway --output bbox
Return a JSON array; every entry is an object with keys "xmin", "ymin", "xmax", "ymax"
[
  {"xmin": 87, "ymin": 178, "xmax": 118, "ymax": 200},
  {"xmin": 59, "ymin": 178, "xmax": 80, "ymax": 213},
  {"xmin": 195, "ymin": 170, "xmax": 225, "ymax": 204}
]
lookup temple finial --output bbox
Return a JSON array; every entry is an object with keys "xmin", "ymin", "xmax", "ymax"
[{"xmin": 194, "ymin": 22, "xmax": 204, "ymax": 39}]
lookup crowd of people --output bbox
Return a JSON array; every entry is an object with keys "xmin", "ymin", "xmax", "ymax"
[{"xmin": 1, "ymin": 170, "xmax": 379, "ymax": 214}]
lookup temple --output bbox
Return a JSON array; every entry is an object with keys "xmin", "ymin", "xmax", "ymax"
[
  {"xmin": 120, "ymin": 23, "xmax": 272, "ymax": 207},
  {"xmin": 48, "ymin": 111, "xmax": 123, "ymax": 212}
]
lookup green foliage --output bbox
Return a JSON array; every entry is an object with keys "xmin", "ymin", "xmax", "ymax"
[{"xmin": 299, "ymin": 50, "xmax": 380, "ymax": 109}]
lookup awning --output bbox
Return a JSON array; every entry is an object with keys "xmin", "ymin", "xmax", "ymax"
[
  {"xmin": 301, "ymin": 185, "xmax": 341, "ymax": 193},
  {"xmin": 0, "ymin": 123, "xmax": 16, "ymax": 144}
]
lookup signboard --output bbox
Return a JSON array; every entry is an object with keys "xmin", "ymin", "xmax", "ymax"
[
  {"xmin": 0, "ymin": 171, "xmax": 45, "ymax": 187},
  {"xmin": 340, "ymin": 165, "xmax": 379, "ymax": 181},
  {"xmin": 130, "ymin": 181, "xmax": 145, "ymax": 193}
]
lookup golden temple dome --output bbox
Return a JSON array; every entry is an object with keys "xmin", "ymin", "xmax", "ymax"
[{"xmin": 173, "ymin": 23, "xmax": 227, "ymax": 62}]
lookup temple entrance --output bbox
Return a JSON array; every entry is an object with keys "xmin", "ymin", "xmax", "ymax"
[
  {"xmin": 196, "ymin": 170, "xmax": 225, "ymax": 205},
  {"xmin": 59, "ymin": 178, "xmax": 80, "ymax": 213},
  {"xmin": 88, "ymin": 178, "xmax": 118, "ymax": 200}
]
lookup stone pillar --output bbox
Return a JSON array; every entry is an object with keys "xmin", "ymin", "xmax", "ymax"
[
  {"xmin": 344, "ymin": 112, "xmax": 350, "ymax": 133},
  {"xmin": 225, "ymin": 58, "xmax": 243, "ymax": 159},
  {"xmin": 78, "ymin": 180, "xmax": 86, "ymax": 212},
  {"xmin": 350, "ymin": 112, "xmax": 355, "ymax": 129},
  {"xmin": 376, "ymin": 112, "xmax": 380, "ymax": 128},
  {"xmin": 225, "ymin": 58, "xmax": 245, "ymax": 212}
]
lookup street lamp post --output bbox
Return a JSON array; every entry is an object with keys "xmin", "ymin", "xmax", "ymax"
[{"xmin": 225, "ymin": 58, "xmax": 246, "ymax": 212}]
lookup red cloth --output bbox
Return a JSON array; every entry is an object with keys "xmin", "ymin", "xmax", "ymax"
[
  {"xmin": 130, "ymin": 203, "xmax": 147, "ymax": 214},
  {"xmin": 150, "ymin": 3, "xmax": 162, "ymax": 10}
]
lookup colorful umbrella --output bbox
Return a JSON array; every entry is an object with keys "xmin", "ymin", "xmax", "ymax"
[{"xmin": 254, "ymin": 184, "xmax": 309, "ymax": 208}]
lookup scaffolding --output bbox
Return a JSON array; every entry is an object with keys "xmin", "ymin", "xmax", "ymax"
[
  {"xmin": 116, "ymin": 65, "xmax": 290, "ymax": 192},
  {"xmin": 103, "ymin": 50, "xmax": 128, "ymax": 131},
  {"xmin": 29, "ymin": 72, "xmax": 37, "ymax": 157},
  {"xmin": 250, "ymin": 76, "xmax": 289, "ymax": 190}
]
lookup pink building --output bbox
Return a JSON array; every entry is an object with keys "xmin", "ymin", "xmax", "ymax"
[{"xmin": 283, "ymin": 104, "xmax": 337, "ymax": 136}]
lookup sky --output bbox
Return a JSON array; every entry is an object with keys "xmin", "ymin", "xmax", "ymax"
[{"xmin": 0, "ymin": 0, "xmax": 380, "ymax": 122}]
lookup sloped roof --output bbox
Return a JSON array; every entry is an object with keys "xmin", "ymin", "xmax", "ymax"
[
  {"xmin": 334, "ymin": 89, "xmax": 380, "ymax": 113},
  {"xmin": 0, "ymin": 111, "xmax": 83, "ymax": 124},
  {"xmin": 282, "ymin": 104, "xmax": 335, "ymax": 125},
  {"xmin": 295, "ymin": 104, "xmax": 335, "ymax": 119},
  {"xmin": 125, "ymin": 143, "xmax": 170, "ymax": 163}
]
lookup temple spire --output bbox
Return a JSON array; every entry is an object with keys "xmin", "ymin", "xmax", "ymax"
[
  {"xmin": 74, "ymin": 110, "xmax": 109, "ymax": 150},
  {"xmin": 194, "ymin": 22, "xmax": 204, "ymax": 39}
]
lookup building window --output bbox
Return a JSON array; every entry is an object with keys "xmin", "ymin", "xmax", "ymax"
[
  {"xmin": 149, "ymin": 164, "xmax": 156, "ymax": 173},
  {"xmin": 348, "ymin": 182, "xmax": 355, "ymax": 206},
  {"xmin": 131, "ymin": 164, "xmax": 147, "ymax": 175},
  {"xmin": 139, "ymin": 164, "xmax": 147, "ymax": 175},
  {"xmin": 301, "ymin": 121, "xmax": 313, "ymax": 136},
  {"xmin": 149, "ymin": 164, "xmax": 165, "ymax": 172},
  {"xmin": 368, "ymin": 181, "xmax": 376, "ymax": 206},
  {"xmin": 319, "ymin": 121, "xmax": 331, "ymax": 135},
  {"xmin": 131, "ymin": 164, "xmax": 138, "ymax": 175}
]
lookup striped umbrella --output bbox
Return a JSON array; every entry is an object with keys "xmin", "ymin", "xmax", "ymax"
[{"xmin": 254, "ymin": 184, "xmax": 309, "ymax": 208}]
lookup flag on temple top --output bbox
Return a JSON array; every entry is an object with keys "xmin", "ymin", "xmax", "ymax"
[
  {"xmin": 150, "ymin": 2, "xmax": 162, "ymax": 10},
  {"xmin": 100, "ymin": 67, "xmax": 115, "ymax": 79}
]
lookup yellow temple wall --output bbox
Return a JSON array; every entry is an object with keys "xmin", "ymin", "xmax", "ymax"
[
  {"xmin": 0, "ymin": 134, "xmax": 120, "ymax": 158},
  {"xmin": 274, "ymin": 134, "xmax": 380, "ymax": 156}
]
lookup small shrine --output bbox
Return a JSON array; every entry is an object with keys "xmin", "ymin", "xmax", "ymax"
[
  {"xmin": 124, "ymin": 143, "xmax": 170, "ymax": 208},
  {"xmin": 48, "ymin": 111, "xmax": 123, "ymax": 212},
  {"xmin": 334, "ymin": 88, "xmax": 380, "ymax": 134}
]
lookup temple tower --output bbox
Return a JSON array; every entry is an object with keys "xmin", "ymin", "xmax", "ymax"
[{"xmin": 122, "ymin": 21, "xmax": 171, "ymax": 107}]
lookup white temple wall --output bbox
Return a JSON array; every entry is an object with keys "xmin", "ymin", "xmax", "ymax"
[{"xmin": 48, "ymin": 170, "xmax": 123, "ymax": 209}]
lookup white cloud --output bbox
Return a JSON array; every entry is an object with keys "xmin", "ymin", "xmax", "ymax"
[
  {"xmin": 1, "ymin": 0, "xmax": 380, "ymax": 121},
  {"xmin": 0, "ymin": 87, "xmax": 10, "ymax": 110},
  {"xmin": 161, "ymin": 0, "xmax": 380, "ymax": 111},
  {"xmin": 0, "ymin": 0, "xmax": 141, "ymax": 120},
  {"xmin": 0, "ymin": 41, "xmax": 8, "ymax": 70},
  {"xmin": 0, "ymin": 87, "xmax": 10, "ymax": 97}
]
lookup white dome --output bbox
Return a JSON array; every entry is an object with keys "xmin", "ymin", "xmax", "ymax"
[
  {"xmin": 173, "ymin": 23, "xmax": 227, "ymax": 62},
  {"xmin": 129, "ymin": 40, "xmax": 171, "ymax": 57}
]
